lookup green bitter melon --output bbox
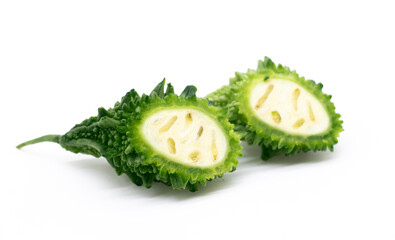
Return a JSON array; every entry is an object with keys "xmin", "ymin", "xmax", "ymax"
[
  {"xmin": 17, "ymin": 80, "xmax": 242, "ymax": 191},
  {"xmin": 207, "ymin": 57, "xmax": 343, "ymax": 160}
]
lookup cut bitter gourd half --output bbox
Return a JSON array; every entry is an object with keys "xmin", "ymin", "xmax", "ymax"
[
  {"xmin": 17, "ymin": 80, "xmax": 242, "ymax": 191},
  {"xmin": 208, "ymin": 57, "xmax": 343, "ymax": 160},
  {"xmin": 127, "ymin": 83, "xmax": 242, "ymax": 191}
]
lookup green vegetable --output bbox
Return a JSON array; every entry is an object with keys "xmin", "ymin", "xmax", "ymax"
[
  {"xmin": 17, "ymin": 80, "xmax": 242, "ymax": 191},
  {"xmin": 208, "ymin": 57, "xmax": 343, "ymax": 160}
]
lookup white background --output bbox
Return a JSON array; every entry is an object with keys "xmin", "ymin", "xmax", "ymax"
[{"xmin": 1, "ymin": 1, "xmax": 394, "ymax": 239}]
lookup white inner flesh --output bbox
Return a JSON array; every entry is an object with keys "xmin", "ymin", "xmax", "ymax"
[
  {"xmin": 141, "ymin": 109, "xmax": 228, "ymax": 167},
  {"xmin": 249, "ymin": 79, "xmax": 330, "ymax": 135}
]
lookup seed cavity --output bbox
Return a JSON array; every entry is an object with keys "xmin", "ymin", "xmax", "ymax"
[
  {"xmin": 211, "ymin": 131, "xmax": 218, "ymax": 161},
  {"xmin": 255, "ymin": 84, "xmax": 274, "ymax": 109},
  {"xmin": 159, "ymin": 116, "xmax": 177, "ymax": 133},
  {"xmin": 144, "ymin": 109, "xmax": 228, "ymax": 166},
  {"xmin": 189, "ymin": 151, "xmax": 200, "ymax": 163},
  {"xmin": 197, "ymin": 126, "xmax": 204, "ymax": 139},
  {"xmin": 293, "ymin": 88, "xmax": 300, "ymax": 111},
  {"xmin": 167, "ymin": 138, "xmax": 176, "ymax": 154},
  {"xmin": 293, "ymin": 118, "xmax": 305, "ymax": 129},
  {"xmin": 271, "ymin": 111, "xmax": 281, "ymax": 124},
  {"xmin": 308, "ymin": 102, "xmax": 315, "ymax": 121},
  {"xmin": 185, "ymin": 113, "xmax": 193, "ymax": 124}
]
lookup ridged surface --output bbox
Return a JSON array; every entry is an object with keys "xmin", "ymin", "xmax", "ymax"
[{"xmin": 20, "ymin": 80, "xmax": 242, "ymax": 191}]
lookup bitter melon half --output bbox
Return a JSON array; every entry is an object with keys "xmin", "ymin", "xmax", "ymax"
[
  {"xmin": 17, "ymin": 80, "xmax": 242, "ymax": 191},
  {"xmin": 208, "ymin": 57, "xmax": 343, "ymax": 160}
]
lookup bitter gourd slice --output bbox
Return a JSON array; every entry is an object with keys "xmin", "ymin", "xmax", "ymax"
[
  {"xmin": 208, "ymin": 57, "xmax": 343, "ymax": 160},
  {"xmin": 17, "ymin": 80, "xmax": 242, "ymax": 191}
]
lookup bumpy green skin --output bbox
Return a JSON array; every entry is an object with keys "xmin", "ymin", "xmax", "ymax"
[
  {"xmin": 208, "ymin": 57, "xmax": 343, "ymax": 160},
  {"xmin": 17, "ymin": 80, "xmax": 242, "ymax": 191}
]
